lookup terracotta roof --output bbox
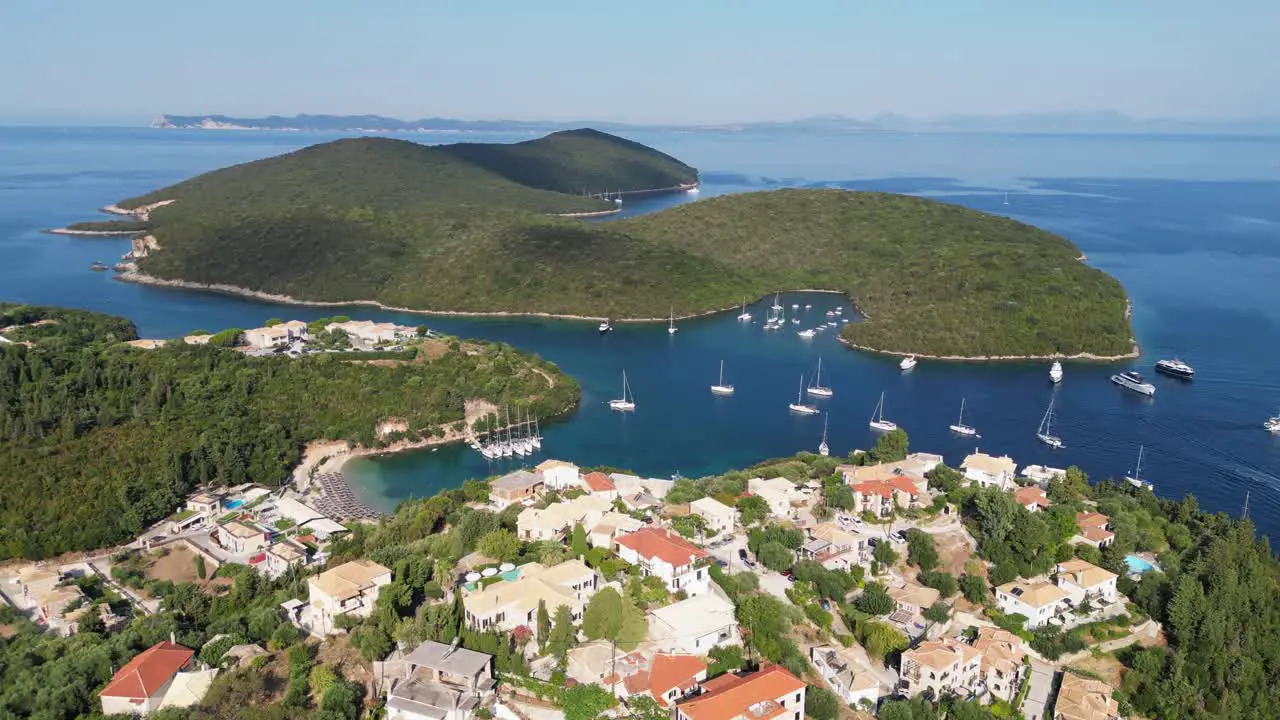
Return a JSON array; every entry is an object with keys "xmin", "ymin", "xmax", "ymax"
[
  {"xmin": 649, "ymin": 654, "xmax": 708, "ymax": 706},
  {"xmin": 583, "ymin": 472, "xmax": 616, "ymax": 492},
  {"xmin": 1078, "ymin": 527, "xmax": 1115, "ymax": 544},
  {"xmin": 1075, "ymin": 512, "xmax": 1109, "ymax": 530},
  {"xmin": 1013, "ymin": 486, "xmax": 1050, "ymax": 508},
  {"xmin": 904, "ymin": 638, "xmax": 980, "ymax": 671},
  {"xmin": 850, "ymin": 475, "xmax": 919, "ymax": 498},
  {"xmin": 973, "ymin": 627, "xmax": 1025, "ymax": 676},
  {"xmin": 888, "ymin": 583, "xmax": 940, "ymax": 609},
  {"xmin": 99, "ymin": 641, "xmax": 194, "ymax": 699},
  {"xmin": 1055, "ymin": 672, "xmax": 1119, "ymax": 720},
  {"xmin": 1056, "ymin": 560, "xmax": 1118, "ymax": 589},
  {"xmin": 615, "ymin": 527, "xmax": 707, "ymax": 568},
  {"xmin": 221, "ymin": 521, "xmax": 262, "ymax": 539},
  {"xmin": 997, "ymin": 580, "xmax": 1069, "ymax": 609},
  {"xmin": 309, "ymin": 559, "xmax": 390, "ymax": 601},
  {"xmin": 676, "ymin": 665, "xmax": 805, "ymax": 720}
]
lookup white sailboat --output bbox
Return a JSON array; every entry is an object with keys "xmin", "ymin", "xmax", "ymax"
[
  {"xmin": 737, "ymin": 298, "xmax": 752, "ymax": 322},
  {"xmin": 818, "ymin": 413, "xmax": 830, "ymax": 457},
  {"xmin": 788, "ymin": 375, "xmax": 819, "ymax": 415},
  {"xmin": 531, "ymin": 415, "xmax": 542, "ymax": 450},
  {"xmin": 1049, "ymin": 360, "xmax": 1063, "ymax": 384},
  {"xmin": 609, "ymin": 370, "xmax": 636, "ymax": 411},
  {"xmin": 1124, "ymin": 445, "xmax": 1152, "ymax": 490},
  {"xmin": 900, "ymin": 355, "xmax": 917, "ymax": 371},
  {"xmin": 797, "ymin": 328, "xmax": 816, "ymax": 339},
  {"xmin": 949, "ymin": 398, "xmax": 980, "ymax": 437},
  {"xmin": 806, "ymin": 358, "xmax": 833, "ymax": 398},
  {"xmin": 710, "ymin": 360, "xmax": 735, "ymax": 396},
  {"xmin": 1266, "ymin": 408, "xmax": 1280, "ymax": 434},
  {"xmin": 869, "ymin": 392, "xmax": 898, "ymax": 432},
  {"xmin": 771, "ymin": 292, "xmax": 784, "ymax": 312},
  {"xmin": 1002, "ymin": 192, "xmax": 1010, "ymax": 206},
  {"xmin": 668, "ymin": 307, "xmax": 678, "ymax": 335},
  {"xmin": 1036, "ymin": 398, "xmax": 1064, "ymax": 448}
]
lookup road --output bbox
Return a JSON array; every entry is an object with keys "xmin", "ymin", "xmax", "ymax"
[{"xmin": 1022, "ymin": 657, "xmax": 1056, "ymax": 720}]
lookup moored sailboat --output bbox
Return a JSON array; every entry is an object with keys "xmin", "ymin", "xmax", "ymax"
[
  {"xmin": 818, "ymin": 413, "xmax": 830, "ymax": 456},
  {"xmin": 710, "ymin": 360, "xmax": 735, "ymax": 396},
  {"xmin": 869, "ymin": 392, "xmax": 897, "ymax": 432},
  {"xmin": 788, "ymin": 375, "xmax": 819, "ymax": 415},
  {"xmin": 1036, "ymin": 398, "xmax": 1065, "ymax": 448},
  {"xmin": 1124, "ymin": 445, "xmax": 1153, "ymax": 490},
  {"xmin": 806, "ymin": 358, "xmax": 833, "ymax": 398},
  {"xmin": 609, "ymin": 370, "xmax": 636, "ymax": 411},
  {"xmin": 949, "ymin": 398, "xmax": 980, "ymax": 437}
]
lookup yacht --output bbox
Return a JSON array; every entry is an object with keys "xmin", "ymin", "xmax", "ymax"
[
  {"xmin": 869, "ymin": 392, "xmax": 897, "ymax": 432},
  {"xmin": 686, "ymin": 185, "xmax": 700, "ymax": 195},
  {"xmin": 825, "ymin": 310, "xmax": 836, "ymax": 318},
  {"xmin": 598, "ymin": 320, "xmax": 613, "ymax": 334},
  {"xmin": 804, "ymin": 304, "xmax": 812, "ymax": 310},
  {"xmin": 1036, "ymin": 398, "xmax": 1065, "ymax": 449},
  {"xmin": 806, "ymin": 358, "xmax": 833, "ymax": 398},
  {"xmin": 667, "ymin": 307, "xmax": 678, "ymax": 335},
  {"xmin": 791, "ymin": 303, "xmax": 800, "ymax": 310},
  {"xmin": 791, "ymin": 317, "xmax": 801, "ymax": 325},
  {"xmin": 1111, "ymin": 370, "xmax": 1156, "ymax": 396},
  {"xmin": 1154, "ymin": 358, "xmax": 1194, "ymax": 379},
  {"xmin": 900, "ymin": 355, "xmax": 917, "ymax": 371},
  {"xmin": 1265, "ymin": 410, "xmax": 1280, "ymax": 434},
  {"xmin": 737, "ymin": 298, "xmax": 752, "ymax": 322},
  {"xmin": 1049, "ymin": 360, "xmax": 1064, "ymax": 384},
  {"xmin": 788, "ymin": 375, "xmax": 819, "ymax": 415},
  {"xmin": 609, "ymin": 370, "xmax": 636, "ymax": 411},
  {"xmin": 797, "ymin": 328, "xmax": 816, "ymax": 339},
  {"xmin": 949, "ymin": 398, "xmax": 979, "ymax": 438},
  {"xmin": 818, "ymin": 414, "xmax": 830, "ymax": 457},
  {"xmin": 1124, "ymin": 445, "xmax": 1153, "ymax": 491},
  {"xmin": 710, "ymin": 360, "xmax": 735, "ymax": 396}
]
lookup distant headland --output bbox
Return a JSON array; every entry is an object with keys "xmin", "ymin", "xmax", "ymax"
[{"xmin": 61, "ymin": 128, "xmax": 1135, "ymax": 359}]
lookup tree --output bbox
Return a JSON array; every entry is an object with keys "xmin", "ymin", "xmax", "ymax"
[
  {"xmin": 906, "ymin": 530, "xmax": 939, "ymax": 572},
  {"xmin": 547, "ymin": 604, "xmax": 577, "ymax": 658},
  {"xmin": 920, "ymin": 571, "xmax": 958, "ymax": 598},
  {"xmin": 869, "ymin": 428, "xmax": 908, "ymax": 463},
  {"xmin": 854, "ymin": 583, "xmax": 894, "ymax": 615},
  {"xmin": 562, "ymin": 684, "xmax": 617, "ymax": 720},
  {"xmin": 805, "ymin": 686, "xmax": 841, "ymax": 720},
  {"xmin": 582, "ymin": 587, "xmax": 624, "ymax": 641},
  {"xmin": 707, "ymin": 644, "xmax": 746, "ymax": 676},
  {"xmin": 923, "ymin": 602, "xmax": 951, "ymax": 624},
  {"xmin": 823, "ymin": 483, "xmax": 855, "ymax": 510},
  {"xmin": 351, "ymin": 622, "xmax": 392, "ymax": 661},
  {"xmin": 737, "ymin": 494, "xmax": 769, "ymax": 525},
  {"xmin": 461, "ymin": 479, "xmax": 490, "ymax": 503},
  {"xmin": 959, "ymin": 574, "xmax": 988, "ymax": 604},
  {"xmin": 873, "ymin": 540, "xmax": 898, "ymax": 566},
  {"xmin": 757, "ymin": 541, "xmax": 794, "ymax": 572},
  {"xmin": 570, "ymin": 523, "xmax": 588, "ymax": 557},
  {"xmin": 477, "ymin": 529, "xmax": 520, "ymax": 562},
  {"xmin": 194, "ymin": 554, "xmax": 206, "ymax": 579},
  {"xmin": 860, "ymin": 620, "xmax": 909, "ymax": 659},
  {"xmin": 264, "ymin": 318, "xmax": 283, "ymax": 327},
  {"xmin": 536, "ymin": 599, "xmax": 551, "ymax": 649}
]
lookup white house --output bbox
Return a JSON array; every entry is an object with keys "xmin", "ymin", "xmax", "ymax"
[
  {"xmin": 1022, "ymin": 465, "xmax": 1066, "ymax": 488},
  {"xmin": 995, "ymin": 579, "xmax": 1069, "ymax": 628},
  {"xmin": 961, "ymin": 451, "xmax": 1018, "ymax": 490},
  {"xmin": 899, "ymin": 638, "xmax": 981, "ymax": 700},
  {"xmin": 747, "ymin": 477, "xmax": 802, "ymax": 519},
  {"xmin": 327, "ymin": 320, "xmax": 414, "ymax": 349},
  {"xmin": 811, "ymin": 645, "xmax": 881, "ymax": 707},
  {"xmin": 516, "ymin": 494, "xmax": 613, "ymax": 541},
  {"xmin": 1054, "ymin": 671, "xmax": 1121, "ymax": 720},
  {"xmin": 588, "ymin": 512, "xmax": 644, "ymax": 549},
  {"xmin": 385, "ymin": 640, "xmax": 496, "ymax": 720},
  {"xmin": 580, "ymin": 471, "xmax": 620, "ymax": 500},
  {"xmin": 648, "ymin": 587, "xmax": 740, "ymax": 655},
  {"xmin": 185, "ymin": 492, "xmax": 221, "ymax": 517},
  {"xmin": 534, "ymin": 459, "xmax": 581, "ymax": 490},
  {"xmin": 615, "ymin": 527, "xmax": 710, "ymax": 596},
  {"xmin": 463, "ymin": 560, "xmax": 598, "ymax": 632},
  {"xmin": 1055, "ymin": 559, "xmax": 1119, "ymax": 606},
  {"xmin": 244, "ymin": 320, "xmax": 308, "ymax": 349},
  {"xmin": 98, "ymin": 641, "xmax": 197, "ymax": 716},
  {"xmin": 259, "ymin": 541, "xmax": 307, "ymax": 577},
  {"xmin": 800, "ymin": 523, "xmax": 867, "ymax": 571},
  {"xmin": 306, "ymin": 559, "xmax": 392, "ymax": 632},
  {"xmin": 216, "ymin": 521, "xmax": 268, "ymax": 555},
  {"xmin": 689, "ymin": 497, "xmax": 736, "ymax": 535}
]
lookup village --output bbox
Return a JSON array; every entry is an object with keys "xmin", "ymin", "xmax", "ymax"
[{"xmin": 0, "ymin": 431, "xmax": 1158, "ymax": 720}]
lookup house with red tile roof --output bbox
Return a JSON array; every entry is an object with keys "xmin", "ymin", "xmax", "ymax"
[
  {"xmin": 849, "ymin": 476, "xmax": 922, "ymax": 517},
  {"xmin": 1071, "ymin": 513, "xmax": 1115, "ymax": 549},
  {"xmin": 615, "ymin": 527, "xmax": 710, "ymax": 596},
  {"xmin": 676, "ymin": 664, "xmax": 807, "ymax": 720},
  {"xmin": 98, "ymin": 640, "xmax": 196, "ymax": 716},
  {"xmin": 581, "ymin": 471, "xmax": 620, "ymax": 500},
  {"xmin": 1013, "ymin": 486, "xmax": 1051, "ymax": 513}
]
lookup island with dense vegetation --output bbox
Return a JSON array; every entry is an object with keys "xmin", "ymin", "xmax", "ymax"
[
  {"xmin": 66, "ymin": 130, "xmax": 1132, "ymax": 357},
  {"xmin": 0, "ymin": 304, "xmax": 579, "ymax": 560}
]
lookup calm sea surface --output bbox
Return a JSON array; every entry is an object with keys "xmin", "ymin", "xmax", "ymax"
[{"xmin": 2, "ymin": 127, "xmax": 1279, "ymax": 537}]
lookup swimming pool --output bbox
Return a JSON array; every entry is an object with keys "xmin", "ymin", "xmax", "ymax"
[
  {"xmin": 1125, "ymin": 554, "xmax": 1155, "ymax": 574},
  {"xmin": 223, "ymin": 499, "xmax": 244, "ymax": 510}
]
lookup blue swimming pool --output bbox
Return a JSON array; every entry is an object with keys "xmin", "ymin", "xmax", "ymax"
[
  {"xmin": 1125, "ymin": 554, "xmax": 1155, "ymax": 574},
  {"xmin": 223, "ymin": 499, "xmax": 244, "ymax": 510}
]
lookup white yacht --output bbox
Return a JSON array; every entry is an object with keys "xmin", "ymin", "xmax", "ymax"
[
  {"xmin": 869, "ymin": 392, "xmax": 897, "ymax": 432},
  {"xmin": 1049, "ymin": 360, "xmax": 1064, "ymax": 384},
  {"xmin": 598, "ymin": 320, "xmax": 613, "ymax": 334},
  {"xmin": 1124, "ymin": 445, "xmax": 1153, "ymax": 491},
  {"xmin": 791, "ymin": 303, "xmax": 800, "ymax": 310},
  {"xmin": 806, "ymin": 358, "xmax": 833, "ymax": 398},
  {"xmin": 804, "ymin": 304, "xmax": 812, "ymax": 310},
  {"xmin": 949, "ymin": 398, "xmax": 980, "ymax": 438},
  {"xmin": 737, "ymin": 298, "xmax": 752, "ymax": 322},
  {"xmin": 1036, "ymin": 398, "xmax": 1065, "ymax": 448},
  {"xmin": 1111, "ymin": 370, "xmax": 1156, "ymax": 397},
  {"xmin": 788, "ymin": 375, "xmax": 819, "ymax": 415},
  {"xmin": 797, "ymin": 328, "xmax": 816, "ymax": 339},
  {"xmin": 710, "ymin": 360, "xmax": 735, "ymax": 396},
  {"xmin": 1265, "ymin": 410, "xmax": 1280, "ymax": 434},
  {"xmin": 667, "ymin": 307, "xmax": 678, "ymax": 335},
  {"xmin": 818, "ymin": 414, "xmax": 830, "ymax": 457},
  {"xmin": 900, "ymin": 355, "xmax": 918, "ymax": 371},
  {"xmin": 609, "ymin": 370, "xmax": 636, "ymax": 411}
]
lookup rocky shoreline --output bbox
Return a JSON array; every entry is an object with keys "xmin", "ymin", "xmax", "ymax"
[
  {"xmin": 44, "ymin": 228, "xmax": 143, "ymax": 237},
  {"xmin": 836, "ymin": 336, "xmax": 1140, "ymax": 363}
]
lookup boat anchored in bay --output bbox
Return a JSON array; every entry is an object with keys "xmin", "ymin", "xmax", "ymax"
[
  {"xmin": 949, "ymin": 397, "xmax": 980, "ymax": 438},
  {"xmin": 598, "ymin": 320, "xmax": 613, "ymax": 334},
  {"xmin": 869, "ymin": 392, "xmax": 897, "ymax": 432},
  {"xmin": 900, "ymin": 355, "xmax": 918, "ymax": 371},
  {"xmin": 609, "ymin": 370, "xmax": 636, "ymax": 411},
  {"xmin": 1111, "ymin": 370, "xmax": 1156, "ymax": 396},
  {"xmin": 1154, "ymin": 358, "xmax": 1194, "ymax": 379},
  {"xmin": 818, "ymin": 413, "xmax": 830, "ymax": 457},
  {"xmin": 806, "ymin": 358, "xmax": 833, "ymax": 398},
  {"xmin": 737, "ymin": 298, "xmax": 752, "ymax": 322},
  {"xmin": 788, "ymin": 375, "xmax": 819, "ymax": 415},
  {"xmin": 667, "ymin": 307, "xmax": 678, "ymax": 335},
  {"xmin": 1124, "ymin": 445, "xmax": 1153, "ymax": 491},
  {"xmin": 1036, "ymin": 398, "xmax": 1065, "ymax": 448},
  {"xmin": 710, "ymin": 360, "xmax": 735, "ymax": 396},
  {"xmin": 1049, "ymin": 360, "xmax": 1063, "ymax": 384}
]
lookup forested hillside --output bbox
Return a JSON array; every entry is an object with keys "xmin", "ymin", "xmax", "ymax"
[{"xmin": 0, "ymin": 304, "xmax": 579, "ymax": 560}]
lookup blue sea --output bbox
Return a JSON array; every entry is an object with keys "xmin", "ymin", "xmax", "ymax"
[{"xmin": 2, "ymin": 127, "xmax": 1279, "ymax": 538}]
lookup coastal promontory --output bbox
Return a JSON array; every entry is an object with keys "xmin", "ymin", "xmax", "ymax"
[{"xmin": 75, "ymin": 129, "xmax": 1133, "ymax": 358}]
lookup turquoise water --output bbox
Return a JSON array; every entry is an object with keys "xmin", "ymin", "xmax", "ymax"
[
  {"xmin": 223, "ymin": 499, "xmax": 245, "ymax": 510},
  {"xmin": 1125, "ymin": 555, "xmax": 1156, "ymax": 574},
  {"xmin": 2, "ymin": 128, "xmax": 1280, "ymax": 538}
]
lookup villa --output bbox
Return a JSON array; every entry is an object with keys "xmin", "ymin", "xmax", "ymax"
[
  {"xmin": 995, "ymin": 579, "xmax": 1069, "ymax": 628},
  {"xmin": 327, "ymin": 319, "xmax": 415, "ymax": 349},
  {"xmin": 849, "ymin": 476, "xmax": 922, "ymax": 517},
  {"xmin": 1022, "ymin": 465, "xmax": 1066, "ymax": 487},
  {"xmin": 1054, "ymin": 559, "xmax": 1119, "ymax": 606},
  {"xmin": 516, "ymin": 494, "xmax": 613, "ymax": 541},
  {"xmin": 1013, "ymin": 486, "xmax": 1051, "ymax": 513},
  {"xmin": 462, "ymin": 559, "xmax": 598, "ymax": 632},
  {"xmin": 305, "ymin": 559, "xmax": 392, "ymax": 633},
  {"xmin": 615, "ymin": 527, "xmax": 710, "ymax": 596},
  {"xmin": 1072, "ymin": 513, "xmax": 1115, "ymax": 548},
  {"xmin": 215, "ymin": 520, "xmax": 268, "ymax": 555},
  {"xmin": 811, "ymin": 645, "xmax": 881, "ymax": 707},
  {"xmin": 689, "ymin": 497, "xmax": 737, "ymax": 535},
  {"xmin": 98, "ymin": 640, "xmax": 198, "ymax": 716},
  {"xmin": 888, "ymin": 582, "xmax": 941, "ymax": 618},
  {"xmin": 244, "ymin": 320, "xmax": 308, "ymax": 349},
  {"xmin": 581, "ymin": 471, "xmax": 619, "ymax": 499},
  {"xmin": 648, "ymin": 587, "xmax": 740, "ymax": 655},
  {"xmin": 747, "ymin": 477, "xmax": 804, "ymax": 519},
  {"xmin": 800, "ymin": 523, "xmax": 867, "ymax": 570},
  {"xmin": 534, "ymin": 459, "xmax": 581, "ymax": 490},
  {"xmin": 898, "ymin": 638, "xmax": 981, "ymax": 700},
  {"xmin": 490, "ymin": 471, "xmax": 544, "ymax": 509},
  {"xmin": 1054, "ymin": 672, "xmax": 1120, "ymax": 720},
  {"xmin": 588, "ymin": 511, "xmax": 645, "ymax": 548},
  {"xmin": 383, "ymin": 640, "xmax": 496, "ymax": 720},
  {"xmin": 675, "ymin": 664, "xmax": 807, "ymax": 720},
  {"xmin": 961, "ymin": 451, "xmax": 1018, "ymax": 491},
  {"xmin": 973, "ymin": 627, "xmax": 1026, "ymax": 703}
]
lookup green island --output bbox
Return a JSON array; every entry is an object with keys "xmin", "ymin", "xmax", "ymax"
[
  {"xmin": 73, "ymin": 130, "xmax": 1133, "ymax": 358},
  {"xmin": 0, "ymin": 304, "xmax": 579, "ymax": 560}
]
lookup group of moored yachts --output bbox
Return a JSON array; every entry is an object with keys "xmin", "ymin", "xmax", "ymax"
[
  {"xmin": 470, "ymin": 408, "xmax": 544, "ymax": 460},
  {"xmin": 744, "ymin": 294, "xmax": 852, "ymax": 339}
]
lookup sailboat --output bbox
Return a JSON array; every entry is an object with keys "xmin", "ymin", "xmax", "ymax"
[
  {"xmin": 869, "ymin": 392, "xmax": 898, "ymax": 432},
  {"xmin": 609, "ymin": 370, "xmax": 636, "ymax": 411},
  {"xmin": 949, "ymin": 398, "xmax": 980, "ymax": 437},
  {"xmin": 1266, "ymin": 408, "xmax": 1280, "ymax": 434},
  {"xmin": 737, "ymin": 298, "xmax": 752, "ymax": 322},
  {"xmin": 788, "ymin": 375, "xmax": 819, "ymax": 415},
  {"xmin": 1124, "ymin": 445, "xmax": 1153, "ymax": 490},
  {"xmin": 1036, "ymin": 398, "xmax": 1065, "ymax": 448},
  {"xmin": 531, "ymin": 415, "xmax": 542, "ymax": 450},
  {"xmin": 806, "ymin": 358, "xmax": 833, "ymax": 398},
  {"xmin": 1002, "ymin": 192, "xmax": 1010, "ymax": 206},
  {"xmin": 499, "ymin": 410, "xmax": 514, "ymax": 457},
  {"xmin": 771, "ymin": 292, "xmax": 784, "ymax": 312},
  {"xmin": 668, "ymin": 307, "xmax": 678, "ymax": 335},
  {"xmin": 818, "ymin": 414, "xmax": 830, "ymax": 456},
  {"xmin": 710, "ymin": 360, "xmax": 735, "ymax": 396}
]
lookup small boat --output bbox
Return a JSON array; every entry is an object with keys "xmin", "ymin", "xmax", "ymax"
[
  {"xmin": 598, "ymin": 320, "xmax": 613, "ymax": 334},
  {"xmin": 1111, "ymin": 370, "xmax": 1156, "ymax": 396},
  {"xmin": 791, "ymin": 303, "xmax": 800, "ymax": 310},
  {"xmin": 841, "ymin": 318, "xmax": 850, "ymax": 323},
  {"xmin": 1002, "ymin": 192, "xmax": 1010, "ymax": 206},
  {"xmin": 668, "ymin": 307, "xmax": 678, "ymax": 335},
  {"xmin": 818, "ymin": 413, "xmax": 830, "ymax": 457},
  {"xmin": 804, "ymin": 304, "xmax": 812, "ymax": 310},
  {"xmin": 900, "ymin": 355, "xmax": 917, "ymax": 371},
  {"xmin": 869, "ymin": 392, "xmax": 897, "ymax": 432},
  {"xmin": 1036, "ymin": 398, "xmax": 1065, "ymax": 448},
  {"xmin": 737, "ymin": 298, "xmax": 752, "ymax": 322},
  {"xmin": 807, "ymin": 358, "xmax": 833, "ymax": 398},
  {"xmin": 89, "ymin": 261, "xmax": 109, "ymax": 271},
  {"xmin": 788, "ymin": 375, "xmax": 819, "ymax": 415},
  {"xmin": 949, "ymin": 398, "xmax": 980, "ymax": 437},
  {"xmin": 1155, "ymin": 358, "xmax": 1194, "ymax": 379},
  {"xmin": 834, "ymin": 308, "xmax": 843, "ymax": 316},
  {"xmin": 609, "ymin": 370, "xmax": 636, "ymax": 411},
  {"xmin": 1265, "ymin": 409, "xmax": 1280, "ymax": 434},
  {"xmin": 1124, "ymin": 445, "xmax": 1153, "ymax": 490},
  {"xmin": 791, "ymin": 318, "xmax": 800, "ymax": 325},
  {"xmin": 686, "ymin": 185, "xmax": 700, "ymax": 195},
  {"xmin": 797, "ymin": 328, "xmax": 816, "ymax": 339},
  {"xmin": 710, "ymin": 360, "xmax": 735, "ymax": 396},
  {"xmin": 825, "ymin": 310, "xmax": 836, "ymax": 318},
  {"xmin": 826, "ymin": 321, "xmax": 837, "ymax": 327},
  {"xmin": 1049, "ymin": 360, "xmax": 1064, "ymax": 384}
]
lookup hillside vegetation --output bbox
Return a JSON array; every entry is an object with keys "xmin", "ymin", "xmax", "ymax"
[{"xmin": 0, "ymin": 304, "xmax": 579, "ymax": 560}]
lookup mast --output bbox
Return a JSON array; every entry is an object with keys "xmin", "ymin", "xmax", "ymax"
[
  {"xmin": 719, "ymin": 360, "xmax": 724, "ymax": 385},
  {"xmin": 958, "ymin": 398, "xmax": 966, "ymax": 426}
]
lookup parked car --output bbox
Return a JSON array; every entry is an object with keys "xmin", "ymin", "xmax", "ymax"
[
  {"xmin": 738, "ymin": 548, "xmax": 749, "ymax": 561},
  {"xmin": 867, "ymin": 537, "xmax": 879, "ymax": 547}
]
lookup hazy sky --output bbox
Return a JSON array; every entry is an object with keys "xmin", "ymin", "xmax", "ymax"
[{"xmin": 2, "ymin": 0, "xmax": 1277, "ymax": 124}]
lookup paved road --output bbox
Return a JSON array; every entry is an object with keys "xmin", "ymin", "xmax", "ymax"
[{"xmin": 1022, "ymin": 657, "xmax": 1056, "ymax": 720}]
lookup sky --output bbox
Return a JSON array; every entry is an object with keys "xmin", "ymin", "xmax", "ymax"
[{"xmin": 1, "ymin": 0, "xmax": 1277, "ymax": 125}]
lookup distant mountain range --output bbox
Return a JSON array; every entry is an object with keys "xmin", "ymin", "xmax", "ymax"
[{"xmin": 151, "ymin": 112, "xmax": 1280, "ymax": 135}]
